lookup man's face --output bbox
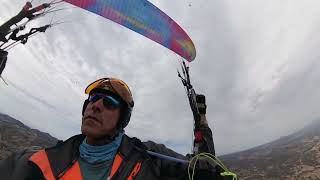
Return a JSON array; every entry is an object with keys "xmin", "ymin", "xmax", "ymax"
[{"xmin": 81, "ymin": 93, "xmax": 121, "ymax": 139}]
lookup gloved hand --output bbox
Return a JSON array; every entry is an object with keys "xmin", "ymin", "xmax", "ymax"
[
  {"xmin": 192, "ymin": 94, "xmax": 208, "ymax": 127},
  {"xmin": 196, "ymin": 94, "xmax": 206, "ymax": 115}
]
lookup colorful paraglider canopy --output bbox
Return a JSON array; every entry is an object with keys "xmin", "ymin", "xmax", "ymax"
[{"xmin": 63, "ymin": 0, "xmax": 196, "ymax": 62}]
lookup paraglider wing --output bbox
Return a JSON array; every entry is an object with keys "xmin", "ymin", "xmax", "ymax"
[{"xmin": 63, "ymin": 0, "xmax": 196, "ymax": 61}]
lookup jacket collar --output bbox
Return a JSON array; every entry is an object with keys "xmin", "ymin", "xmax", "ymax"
[
  {"xmin": 42, "ymin": 134, "xmax": 140, "ymax": 177},
  {"xmin": 45, "ymin": 134, "xmax": 84, "ymax": 177}
]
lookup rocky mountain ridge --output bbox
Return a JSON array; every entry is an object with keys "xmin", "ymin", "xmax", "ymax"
[
  {"xmin": 221, "ymin": 120, "xmax": 320, "ymax": 179},
  {"xmin": 0, "ymin": 113, "xmax": 58, "ymax": 160}
]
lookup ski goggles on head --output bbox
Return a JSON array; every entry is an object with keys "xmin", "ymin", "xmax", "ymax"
[
  {"xmin": 85, "ymin": 78, "xmax": 134, "ymax": 108},
  {"xmin": 88, "ymin": 93, "xmax": 122, "ymax": 109}
]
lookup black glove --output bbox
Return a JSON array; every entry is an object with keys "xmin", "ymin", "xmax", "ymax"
[
  {"xmin": 196, "ymin": 94, "xmax": 206, "ymax": 115},
  {"xmin": 192, "ymin": 94, "xmax": 207, "ymax": 127}
]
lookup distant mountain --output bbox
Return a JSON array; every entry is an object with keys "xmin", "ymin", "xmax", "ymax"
[
  {"xmin": 0, "ymin": 113, "xmax": 58, "ymax": 160},
  {"xmin": 221, "ymin": 120, "xmax": 320, "ymax": 180}
]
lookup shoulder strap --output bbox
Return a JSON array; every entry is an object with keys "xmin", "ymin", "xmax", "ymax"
[
  {"xmin": 110, "ymin": 137, "xmax": 148, "ymax": 179},
  {"xmin": 29, "ymin": 150, "xmax": 55, "ymax": 180}
]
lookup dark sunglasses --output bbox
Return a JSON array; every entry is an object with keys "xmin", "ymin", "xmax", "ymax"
[{"xmin": 88, "ymin": 93, "xmax": 122, "ymax": 109}]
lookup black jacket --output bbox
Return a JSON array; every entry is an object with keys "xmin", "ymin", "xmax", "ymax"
[{"xmin": 0, "ymin": 125, "xmax": 226, "ymax": 180}]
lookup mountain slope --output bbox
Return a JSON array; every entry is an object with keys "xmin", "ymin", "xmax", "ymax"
[
  {"xmin": 0, "ymin": 113, "xmax": 58, "ymax": 160},
  {"xmin": 221, "ymin": 120, "xmax": 320, "ymax": 180}
]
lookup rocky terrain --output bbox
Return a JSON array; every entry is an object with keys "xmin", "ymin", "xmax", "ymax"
[
  {"xmin": 0, "ymin": 113, "xmax": 58, "ymax": 160},
  {"xmin": 222, "ymin": 120, "xmax": 320, "ymax": 180}
]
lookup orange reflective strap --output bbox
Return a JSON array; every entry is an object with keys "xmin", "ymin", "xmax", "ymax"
[
  {"xmin": 109, "ymin": 154, "xmax": 123, "ymax": 178},
  {"xmin": 29, "ymin": 150, "xmax": 55, "ymax": 180},
  {"xmin": 59, "ymin": 161, "xmax": 83, "ymax": 180},
  {"xmin": 127, "ymin": 162, "xmax": 142, "ymax": 180}
]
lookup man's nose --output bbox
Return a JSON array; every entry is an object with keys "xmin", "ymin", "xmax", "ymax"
[{"xmin": 91, "ymin": 98, "xmax": 104, "ymax": 112}]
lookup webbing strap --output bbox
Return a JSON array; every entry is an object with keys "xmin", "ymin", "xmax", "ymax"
[
  {"xmin": 109, "ymin": 154, "xmax": 123, "ymax": 178},
  {"xmin": 127, "ymin": 162, "xmax": 142, "ymax": 180}
]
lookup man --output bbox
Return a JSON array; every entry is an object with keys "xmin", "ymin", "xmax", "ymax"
[
  {"xmin": 0, "ymin": 49, "xmax": 8, "ymax": 75},
  {"xmin": 0, "ymin": 77, "xmax": 225, "ymax": 179}
]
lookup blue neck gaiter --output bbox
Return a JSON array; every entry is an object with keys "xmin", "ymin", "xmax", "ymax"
[{"xmin": 79, "ymin": 132, "xmax": 124, "ymax": 164}]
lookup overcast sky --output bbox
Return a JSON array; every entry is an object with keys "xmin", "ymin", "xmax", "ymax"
[{"xmin": 1, "ymin": 0, "xmax": 320, "ymax": 155}]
